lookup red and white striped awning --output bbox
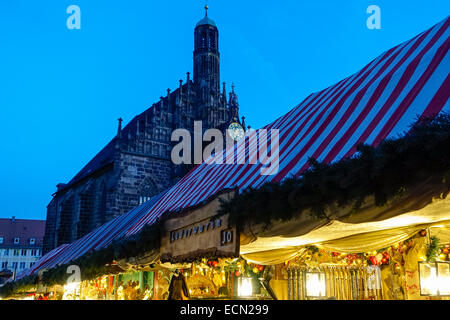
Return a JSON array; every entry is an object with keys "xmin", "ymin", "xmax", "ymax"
[{"xmin": 20, "ymin": 17, "xmax": 450, "ymax": 279}]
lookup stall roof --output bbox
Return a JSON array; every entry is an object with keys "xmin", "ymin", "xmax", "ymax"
[
  {"xmin": 19, "ymin": 17, "xmax": 450, "ymax": 279},
  {"xmin": 16, "ymin": 192, "xmax": 165, "ymax": 279}
]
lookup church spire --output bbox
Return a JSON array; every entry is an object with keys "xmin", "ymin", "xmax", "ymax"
[
  {"xmin": 222, "ymin": 82, "xmax": 227, "ymax": 105},
  {"xmin": 194, "ymin": 4, "xmax": 220, "ymax": 95},
  {"xmin": 117, "ymin": 117, "xmax": 123, "ymax": 138}
]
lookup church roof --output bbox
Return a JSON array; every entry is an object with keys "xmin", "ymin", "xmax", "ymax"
[
  {"xmin": 196, "ymin": 16, "xmax": 217, "ymax": 28},
  {"xmin": 20, "ymin": 17, "xmax": 450, "ymax": 278},
  {"xmin": 61, "ymin": 140, "xmax": 115, "ymax": 192},
  {"xmin": 57, "ymin": 82, "xmax": 191, "ymax": 194},
  {"xmin": 196, "ymin": 6, "xmax": 217, "ymax": 28},
  {"xmin": 58, "ymin": 113, "xmax": 149, "ymax": 193}
]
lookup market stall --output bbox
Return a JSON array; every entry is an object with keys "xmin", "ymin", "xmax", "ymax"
[{"xmin": 237, "ymin": 197, "xmax": 450, "ymax": 300}]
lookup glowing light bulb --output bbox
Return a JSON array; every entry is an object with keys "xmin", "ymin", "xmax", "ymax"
[{"xmin": 238, "ymin": 277, "xmax": 253, "ymax": 297}]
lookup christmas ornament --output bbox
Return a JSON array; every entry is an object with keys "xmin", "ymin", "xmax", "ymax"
[
  {"xmin": 369, "ymin": 256, "xmax": 378, "ymax": 266},
  {"xmin": 235, "ymin": 270, "xmax": 241, "ymax": 277}
]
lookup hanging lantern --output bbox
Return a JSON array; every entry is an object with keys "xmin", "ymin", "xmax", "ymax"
[
  {"xmin": 419, "ymin": 229, "xmax": 428, "ymax": 237},
  {"xmin": 304, "ymin": 269, "xmax": 326, "ymax": 299},
  {"xmin": 418, "ymin": 261, "xmax": 450, "ymax": 296},
  {"xmin": 237, "ymin": 277, "xmax": 253, "ymax": 297}
]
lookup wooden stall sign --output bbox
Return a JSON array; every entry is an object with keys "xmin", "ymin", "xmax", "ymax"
[{"xmin": 160, "ymin": 192, "xmax": 239, "ymax": 263}]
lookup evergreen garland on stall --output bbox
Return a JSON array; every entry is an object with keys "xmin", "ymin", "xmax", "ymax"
[
  {"xmin": 0, "ymin": 222, "xmax": 161, "ymax": 297},
  {"xmin": 39, "ymin": 222, "xmax": 161, "ymax": 286},
  {"xmin": 426, "ymin": 236, "xmax": 441, "ymax": 262},
  {"xmin": 0, "ymin": 274, "xmax": 38, "ymax": 299},
  {"xmin": 219, "ymin": 113, "xmax": 450, "ymax": 229}
]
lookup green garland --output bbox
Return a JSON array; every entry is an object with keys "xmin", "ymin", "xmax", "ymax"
[
  {"xmin": 0, "ymin": 274, "xmax": 38, "ymax": 299},
  {"xmin": 0, "ymin": 222, "xmax": 161, "ymax": 298},
  {"xmin": 219, "ymin": 113, "xmax": 450, "ymax": 229},
  {"xmin": 426, "ymin": 236, "xmax": 441, "ymax": 262}
]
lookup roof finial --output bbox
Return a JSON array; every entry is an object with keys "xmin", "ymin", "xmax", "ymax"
[
  {"xmin": 117, "ymin": 117, "xmax": 123, "ymax": 138},
  {"xmin": 205, "ymin": 4, "xmax": 209, "ymax": 17}
]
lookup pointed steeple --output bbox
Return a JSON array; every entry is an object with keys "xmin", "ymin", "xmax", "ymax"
[
  {"xmin": 222, "ymin": 82, "xmax": 227, "ymax": 104},
  {"xmin": 194, "ymin": 4, "xmax": 220, "ymax": 95},
  {"xmin": 117, "ymin": 117, "xmax": 123, "ymax": 138}
]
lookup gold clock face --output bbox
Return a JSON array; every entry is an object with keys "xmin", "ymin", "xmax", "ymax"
[{"xmin": 227, "ymin": 122, "xmax": 245, "ymax": 141}]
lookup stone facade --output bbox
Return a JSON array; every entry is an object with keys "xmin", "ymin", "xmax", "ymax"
[{"xmin": 43, "ymin": 9, "xmax": 243, "ymax": 254}]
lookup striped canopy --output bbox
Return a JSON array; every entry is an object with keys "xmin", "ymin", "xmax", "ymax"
[{"xmin": 19, "ymin": 17, "xmax": 450, "ymax": 279}]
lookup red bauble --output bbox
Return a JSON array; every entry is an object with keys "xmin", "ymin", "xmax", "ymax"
[
  {"xmin": 258, "ymin": 266, "xmax": 264, "ymax": 272},
  {"xmin": 235, "ymin": 271, "xmax": 241, "ymax": 277},
  {"xmin": 369, "ymin": 256, "xmax": 378, "ymax": 265},
  {"xmin": 212, "ymin": 261, "xmax": 218, "ymax": 268}
]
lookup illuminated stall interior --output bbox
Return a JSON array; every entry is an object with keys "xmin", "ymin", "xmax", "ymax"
[{"xmin": 240, "ymin": 224, "xmax": 450, "ymax": 300}]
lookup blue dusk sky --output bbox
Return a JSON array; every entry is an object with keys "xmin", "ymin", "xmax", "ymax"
[{"xmin": 0, "ymin": 1, "xmax": 449, "ymax": 220}]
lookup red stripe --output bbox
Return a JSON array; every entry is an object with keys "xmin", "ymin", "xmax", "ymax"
[
  {"xmin": 236, "ymin": 55, "xmax": 388, "ymax": 188},
  {"xmin": 320, "ymin": 25, "xmax": 441, "ymax": 164},
  {"xmin": 270, "ymin": 46, "xmax": 400, "ymax": 182},
  {"xmin": 421, "ymin": 73, "xmax": 450, "ymax": 116},
  {"xmin": 372, "ymin": 38, "xmax": 449, "ymax": 146},
  {"xmin": 340, "ymin": 22, "xmax": 449, "ymax": 159}
]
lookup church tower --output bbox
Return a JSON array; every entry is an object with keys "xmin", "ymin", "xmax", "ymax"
[{"xmin": 193, "ymin": 5, "xmax": 222, "ymax": 127}]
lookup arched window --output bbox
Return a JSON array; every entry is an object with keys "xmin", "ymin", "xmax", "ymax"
[
  {"xmin": 77, "ymin": 186, "xmax": 94, "ymax": 239},
  {"xmin": 57, "ymin": 196, "xmax": 74, "ymax": 246},
  {"xmin": 201, "ymin": 31, "xmax": 207, "ymax": 48},
  {"xmin": 98, "ymin": 182, "xmax": 107, "ymax": 225}
]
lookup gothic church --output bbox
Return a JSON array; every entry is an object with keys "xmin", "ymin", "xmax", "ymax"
[{"xmin": 43, "ymin": 8, "xmax": 243, "ymax": 254}]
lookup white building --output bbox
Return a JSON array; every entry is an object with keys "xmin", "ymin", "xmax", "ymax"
[{"xmin": 0, "ymin": 217, "xmax": 45, "ymax": 285}]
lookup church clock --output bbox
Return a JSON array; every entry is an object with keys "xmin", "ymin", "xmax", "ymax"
[{"xmin": 227, "ymin": 122, "xmax": 245, "ymax": 141}]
